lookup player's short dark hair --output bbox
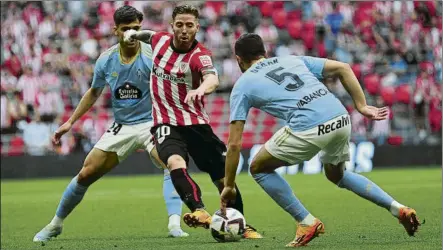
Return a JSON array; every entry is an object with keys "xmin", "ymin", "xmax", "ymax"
[
  {"xmin": 172, "ymin": 5, "xmax": 199, "ymax": 20},
  {"xmin": 235, "ymin": 33, "xmax": 266, "ymax": 63},
  {"xmin": 113, "ymin": 5, "xmax": 143, "ymax": 26}
]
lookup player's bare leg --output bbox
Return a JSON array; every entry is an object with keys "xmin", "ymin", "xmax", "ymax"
[
  {"xmin": 165, "ymin": 154, "xmax": 211, "ymax": 229},
  {"xmin": 324, "ymin": 162, "xmax": 421, "ymax": 236},
  {"xmin": 33, "ymin": 149, "xmax": 119, "ymax": 242},
  {"xmin": 250, "ymin": 147, "xmax": 324, "ymax": 247},
  {"xmin": 149, "ymin": 148, "xmax": 189, "ymax": 237}
]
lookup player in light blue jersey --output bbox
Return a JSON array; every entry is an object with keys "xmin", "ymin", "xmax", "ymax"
[
  {"xmin": 33, "ymin": 6, "xmax": 188, "ymax": 242},
  {"xmin": 220, "ymin": 34, "xmax": 420, "ymax": 247}
]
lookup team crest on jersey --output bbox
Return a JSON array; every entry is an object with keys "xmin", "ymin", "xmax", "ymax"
[
  {"xmin": 179, "ymin": 62, "xmax": 189, "ymax": 73},
  {"xmin": 111, "ymin": 72, "xmax": 118, "ymax": 77},
  {"xmin": 199, "ymin": 55, "xmax": 212, "ymax": 67},
  {"xmin": 115, "ymin": 83, "xmax": 142, "ymax": 100}
]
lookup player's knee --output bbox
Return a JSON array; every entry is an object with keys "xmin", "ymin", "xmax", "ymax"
[
  {"xmin": 167, "ymin": 155, "xmax": 187, "ymax": 171},
  {"xmin": 249, "ymin": 159, "xmax": 263, "ymax": 175},
  {"xmin": 323, "ymin": 163, "xmax": 344, "ymax": 185}
]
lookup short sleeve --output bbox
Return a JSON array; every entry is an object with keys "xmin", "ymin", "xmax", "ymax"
[
  {"xmin": 229, "ymin": 79, "xmax": 251, "ymax": 122},
  {"xmin": 151, "ymin": 31, "xmax": 169, "ymax": 48},
  {"xmin": 300, "ymin": 56, "xmax": 327, "ymax": 80},
  {"xmin": 91, "ymin": 56, "xmax": 107, "ymax": 89},
  {"xmin": 191, "ymin": 51, "xmax": 218, "ymax": 76}
]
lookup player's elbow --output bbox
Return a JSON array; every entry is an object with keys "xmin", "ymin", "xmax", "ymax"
[{"xmin": 227, "ymin": 142, "xmax": 242, "ymax": 152}]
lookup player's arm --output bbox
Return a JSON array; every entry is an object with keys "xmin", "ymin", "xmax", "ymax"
[
  {"xmin": 125, "ymin": 29, "xmax": 156, "ymax": 44},
  {"xmin": 184, "ymin": 54, "xmax": 220, "ymax": 103},
  {"xmin": 322, "ymin": 60, "xmax": 367, "ymax": 110},
  {"xmin": 322, "ymin": 59, "xmax": 388, "ymax": 120},
  {"xmin": 224, "ymin": 120, "xmax": 245, "ymax": 188},
  {"xmin": 67, "ymin": 87, "xmax": 103, "ymax": 125}
]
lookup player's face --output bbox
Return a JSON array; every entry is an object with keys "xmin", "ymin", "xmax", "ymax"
[
  {"xmin": 171, "ymin": 14, "xmax": 200, "ymax": 45},
  {"xmin": 114, "ymin": 20, "xmax": 142, "ymax": 48},
  {"xmin": 236, "ymin": 55, "xmax": 248, "ymax": 73}
]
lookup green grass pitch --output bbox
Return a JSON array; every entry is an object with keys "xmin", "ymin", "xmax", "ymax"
[{"xmin": 1, "ymin": 168, "xmax": 441, "ymax": 250}]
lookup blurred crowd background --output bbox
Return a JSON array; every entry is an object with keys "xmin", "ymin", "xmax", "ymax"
[{"xmin": 1, "ymin": 1, "xmax": 442, "ymax": 156}]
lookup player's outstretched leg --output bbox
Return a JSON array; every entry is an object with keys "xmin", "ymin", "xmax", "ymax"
[
  {"xmin": 166, "ymin": 155, "xmax": 211, "ymax": 229},
  {"xmin": 250, "ymin": 147, "xmax": 324, "ymax": 247},
  {"xmin": 163, "ymin": 169, "xmax": 189, "ymax": 237},
  {"xmin": 324, "ymin": 163, "xmax": 421, "ymax": 236},
  {"xmin": 33, "ymin": 149, "xmax": 119, "ymax": 242}
]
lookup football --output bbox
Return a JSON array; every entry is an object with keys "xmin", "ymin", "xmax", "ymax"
[{"xmin": 210, "ymin": 208, "xmax": 246, "ymax": 243}]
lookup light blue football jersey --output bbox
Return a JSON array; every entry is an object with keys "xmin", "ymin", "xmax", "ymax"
[
  {"xmin": 230, "ymin": 56, "xmax": 348, "ymax": 132},
  {"xmin": 91, "ymin": 42, "xmax": 153, "ymax": 125}
]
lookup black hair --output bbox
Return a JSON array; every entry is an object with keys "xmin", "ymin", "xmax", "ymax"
[
  {"xmin": 234, "ymin": 33, "xmax": 266, "ymax": 62},
  {"xmin": 113, "ymin": 5, "xmax": 143, "ymax": 26},
  {"xmin": 172, "ymin": 5, "xmax": 199, "ymax": 20}
]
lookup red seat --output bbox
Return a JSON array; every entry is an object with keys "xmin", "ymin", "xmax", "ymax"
[
  {"xmin": 287, "ymin": 10, "xmax": 302, "ymax": 21},
  {"xmin": 303, "ymin": 20, "xmax": 316, "ymax": 34},
  {"xmin": 273, "ymin": 1, "xmax": 284, "ymax": 10},
  {"xmin": 287, "ymin": 20, "xmax": 302, "ymax": 39},
  {"xmin": 351, "ymin": 64, "xmax": 362, "ymax": 80},
  {"xmin": 395, "ymin": 85, "xmax": 411, "ymax": 104},
  {"xmin": 263, "ymin": 115, "xmax": 277, "ymax": 127},
  {"xmin": 363, "ymin": 74, "xmax": 380, "ymax": 95},
  {"xmin": 10, "ymin": 136, "xmax": 24, "ymax": 147},
  {"xmin": 272, "ymin": 9, "xmax": 287, "ymax": 29},
  {"xmin": 302, "ymin": 33, "xmax": 315, "ymax": 50},
  {"xmin": 260, "ymin": 2, "xmax": 274, "ymax": 17},
  {"xmin": 260, "ymin": 130, "xmax": 274, "ymax": 142},
  {"xmin": 387, "ymin": 135, "xmax": 403, "ymax": 146},
  {"xmin": 242, "ymin": 131, "xmax": 255, "ymax": 148},
  {"xmin": 380, "ymin": 86, "xmax": 395, "ymax": 106}
]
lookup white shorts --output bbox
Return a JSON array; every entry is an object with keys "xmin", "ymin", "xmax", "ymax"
[
  {"xmin": 264, "ymin": 114, "xmax": 351, "ymax": 165},
  {"xmin": 94, "ymin": 121, "xmax": 155, "ymax": 163}
]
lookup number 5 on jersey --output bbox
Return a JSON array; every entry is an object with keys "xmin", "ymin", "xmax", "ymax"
[{"xmin": 155, "ymin": 126, "xmax": 171, "ymax": 144}]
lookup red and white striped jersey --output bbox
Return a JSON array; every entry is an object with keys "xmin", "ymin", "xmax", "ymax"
[{"xmin": 150, "ymin": 31, "xmax": 218, "ymax": 126}]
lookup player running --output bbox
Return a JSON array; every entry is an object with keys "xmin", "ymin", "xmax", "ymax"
[
  {"xmin": 125, "ymin": 5, "xmax": 262, "ymax": 238},
  {"xmin": 220, "ymin": 33, "xmax": 421, "ymax": 247},
  {"xmin": 33, "ymin": 6, "xmax": 188, "ymax": 242}
]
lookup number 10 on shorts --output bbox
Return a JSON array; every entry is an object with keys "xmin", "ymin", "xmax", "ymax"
[{"xmin": 156, "ymin": 126, "xmax": 170, "ymax": 144}]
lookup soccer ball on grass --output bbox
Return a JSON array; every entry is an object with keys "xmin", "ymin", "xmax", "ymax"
[{"xmin": 210, "ymin": 208, "xmax": 246, "ymax": 243}]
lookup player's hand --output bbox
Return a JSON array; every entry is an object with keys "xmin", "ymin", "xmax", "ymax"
[
  {"xmin": 220, "ymin": 186, "xmax": 236, "ymax": 216},
  {"xmin": 357, "ymin": 105, "xmax": 389, "ymax": 121},
  {"xmin": 52, "ymin": 121, "xmax": 73, "ymax": 146},
  {"xmin": 184, "ymin": 88, "xmax": 205, "ymax": 103},
  {"xmin": 123, "ymin": 30, "xmax": 137, "ymax": 43}
]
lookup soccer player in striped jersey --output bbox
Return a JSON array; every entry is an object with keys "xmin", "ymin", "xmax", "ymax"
[
  {"xmin": 33, "ymin": 6, "xmax": 188, "ymax": 242},
  {"xmin": 125, "ymin": 5, "xmax": 262, "ymax": 238}
]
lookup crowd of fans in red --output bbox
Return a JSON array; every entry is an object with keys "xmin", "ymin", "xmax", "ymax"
[{"xmin": 0, "ymin": 1, "xmax": 441, "ymax": 156}]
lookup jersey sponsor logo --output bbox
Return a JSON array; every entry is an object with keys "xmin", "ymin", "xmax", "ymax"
[
  {"xmin": 115, "ymin": 83, "xmax": 142, "ymax": 100},
  {"xmin": 111, "ymin": 72, "xmax": 118, "ymax": 77},
  {"xmin": 153, "ymin": 67, "xmax": 186, "ymax": 83},
  {"xmin": 296, "ymin": 88, "xmax": 329, "ymax": 108},
  {"xmin": 199, "ymin": 55, "xmax": 212, "ymax": 67},
  {"xmin": 317, "ymin": 115, "xmax": 350, "ymax": 135}
]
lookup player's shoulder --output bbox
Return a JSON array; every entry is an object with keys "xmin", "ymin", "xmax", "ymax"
[
  {"xmin": 232, "ymin": 72, "xmax": 254, "ymax": 94},
  {"xmin": 140, "ymin": 42, "xmax": 153, "ymax": 58},
  {"xmin": 152, "ymin": 31, "xmax": 172, "ymax": 45},
  {"xmin": 96, "ymin": 44, "xmax": 119, "ymax": 65}
]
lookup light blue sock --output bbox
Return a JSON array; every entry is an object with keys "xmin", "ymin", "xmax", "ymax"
[
  {"xmin": 163, "ymin": 170, "xmax": 182, "ymax": 217},
  {"xmin": 337, "ymin": 170, "xmax": 394, "ymax": 210},
  {"xmin": 55, "ymin": 175, "xmax": 88, "ymax": 219},
  {"xmin": 253, "ymin": 171, "xmax": 310, "ymax": 222}
]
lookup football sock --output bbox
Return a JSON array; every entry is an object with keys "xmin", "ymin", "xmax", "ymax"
[
  {"xmin": 253, "ymin": 172, "xmax": 310, "ymax": 222},
  {"xmin": 337, "ymin": 171, "xmax": 395, "ymax": 212},
  {"xmin": 300, "ymin": 213, "xmax": 316, "ymax": 226},
  {"xmin": 168, "ymin": 214, "xmax": 181, "ymax": 230},
  {"xmin": 389, "ymin": 201, "xmax": 406, "ymax": 218},
  {"xmin": 163, "ymin": 170, "xmax": 183, "ymax": 218},
  {"xmin": 54, "ymin": 175, "xmax": 88, "ymax": 225},
  {"xmin": 170, "ymin": 168, "xmax": 205, "ymax": 211}
]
